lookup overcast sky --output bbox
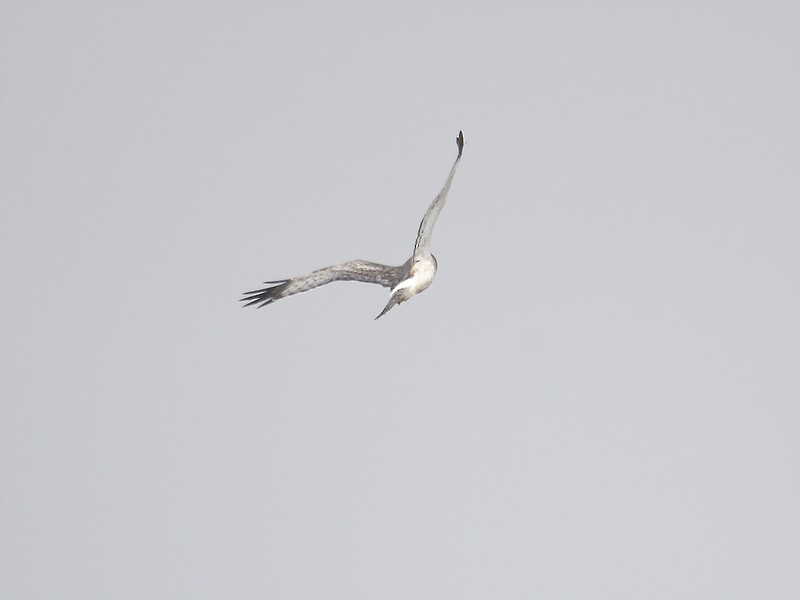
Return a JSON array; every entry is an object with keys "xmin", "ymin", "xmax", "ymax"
[{"xmin": 2, "ymin": 2, "xmax": 799, "ymax": 598}]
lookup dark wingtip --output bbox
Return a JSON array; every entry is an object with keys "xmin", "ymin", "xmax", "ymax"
[
  {"xmin": 240, "ymin": 280, "xmax": 289, "ymax": 309},
  {"xmin": 456, "ymin": 130, "xmax": 464, "ymax": 157}
]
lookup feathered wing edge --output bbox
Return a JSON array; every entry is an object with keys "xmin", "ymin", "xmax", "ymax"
[
  {"xmin": 413, "ymin": 130, "xmax": 464, "ymax": 259},
  {"xmin": 239, "ymin": 278, "xmax": 293, "ymax": 309},
  {"xmin": 240, "ymin": 259, "xmax": 412, "ymax": 309}
]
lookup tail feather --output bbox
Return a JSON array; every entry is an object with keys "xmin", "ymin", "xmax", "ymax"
[{"xmin": 374, "ymin": 289, "xmax": 407, "ymax": 320}]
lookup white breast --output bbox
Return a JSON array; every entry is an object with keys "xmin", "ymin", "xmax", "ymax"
[{"xmin": 392, "ymin": 257, "xmax": 437, "ymax": 296}]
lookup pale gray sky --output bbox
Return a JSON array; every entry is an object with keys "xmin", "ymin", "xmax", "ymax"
[{"xmin": 2, "ymin": 2, "xmax": 799, "ymax": 598}]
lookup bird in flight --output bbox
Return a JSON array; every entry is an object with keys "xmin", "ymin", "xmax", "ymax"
[{"xmin": 241, "ymin": 130, "xmax": 464, "ymax": 319}]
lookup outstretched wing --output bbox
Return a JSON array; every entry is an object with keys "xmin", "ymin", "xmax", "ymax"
[
  {"xmin": 413, "ymin": 130, "xmax": 464, "ymax": 260},
  {"xmin": 240, "ymin": 259, "xmax": 411, "ymax": 309}
]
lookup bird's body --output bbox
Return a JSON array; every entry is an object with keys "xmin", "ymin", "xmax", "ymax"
[
  {"xmin": 394, "ymin": 256, "xmax": 437, "ymax": 297},
  {"xmin": 241, "ymin": 131, "xmax": 464, "ymax": 319}
]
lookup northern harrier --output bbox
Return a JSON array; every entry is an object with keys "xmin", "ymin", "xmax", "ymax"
[{"xmin": 241, "ymin": 131, "xmax": 464, "ymax": 319}]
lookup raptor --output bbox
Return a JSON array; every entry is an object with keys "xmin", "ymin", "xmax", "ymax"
[{"xmin": 241, "ymin": 131, "xmax": 464, "ymax": 319}]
